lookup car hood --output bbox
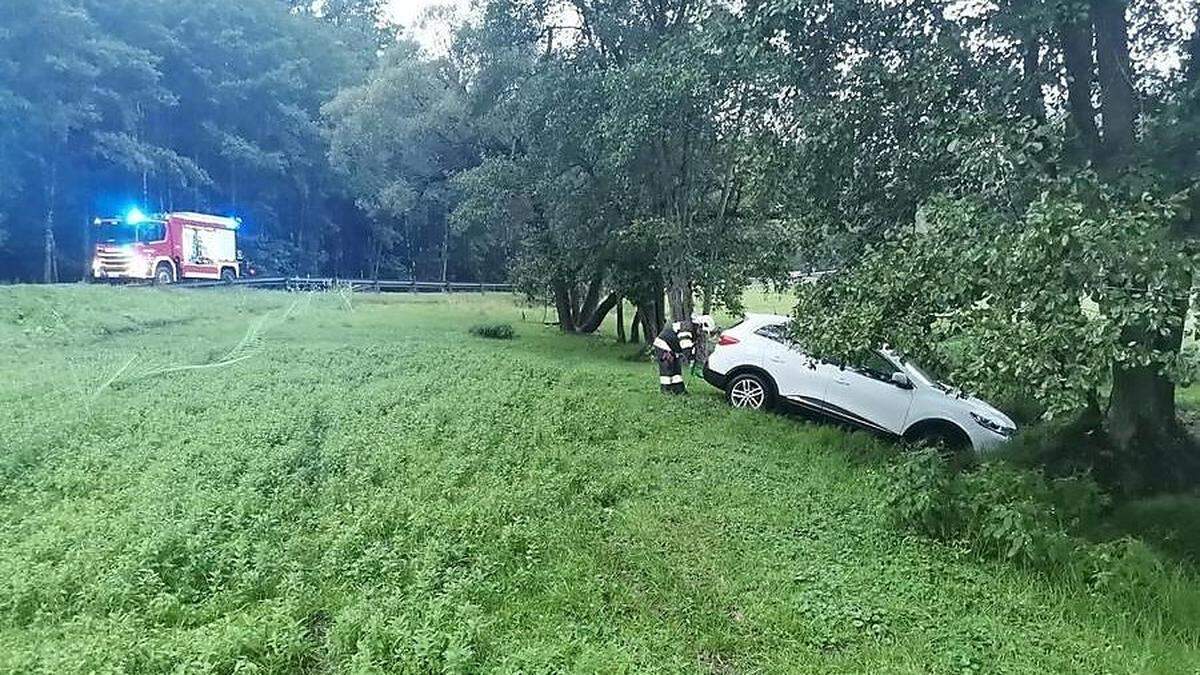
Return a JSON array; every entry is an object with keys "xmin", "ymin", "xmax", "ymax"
[{"xmin": 939, "ymin": 388, "xmax": 1017, "ymax": 429}]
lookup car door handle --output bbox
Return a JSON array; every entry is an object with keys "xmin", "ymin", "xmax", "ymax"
[
  {"xmin": 834, "ymin": 379, "xmax": 851, "ymax": 386},
  {"xmin": 769, "ymin": 355, "xmax": 786, "ymax": 363}
]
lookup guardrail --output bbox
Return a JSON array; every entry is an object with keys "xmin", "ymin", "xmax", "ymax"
[{"xmin": 177, "ymin": 277, "xmax": 514, "ymax": 294}]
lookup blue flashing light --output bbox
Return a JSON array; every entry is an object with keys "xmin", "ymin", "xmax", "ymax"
[{"xmin": 125, "ymin": 207, "xmax": 147, "ymax": 225}]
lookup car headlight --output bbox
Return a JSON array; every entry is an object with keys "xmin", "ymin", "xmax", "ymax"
[{"xmin": 971, "ymin": 412, "xmax": 1015, "ymax": 437}]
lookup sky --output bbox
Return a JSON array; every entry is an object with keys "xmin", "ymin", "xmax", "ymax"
[{"xmin": 385, "ymin": 0, "xmax": 471, "ymax": 52}]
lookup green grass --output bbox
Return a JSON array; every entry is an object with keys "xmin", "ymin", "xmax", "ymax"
[{"xmin": 0, "ymin": 285, "xmax": 1198, "ymax": 673}]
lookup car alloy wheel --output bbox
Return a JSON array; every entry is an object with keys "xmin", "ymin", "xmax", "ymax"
[{"xmin": 729, "ymin": 375, "xmax": 767, "ymax": 409}]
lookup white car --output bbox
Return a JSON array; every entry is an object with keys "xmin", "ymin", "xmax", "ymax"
[{"xmin": 702, "ymin": 314, "xmax": 1016, "ymax": 454}]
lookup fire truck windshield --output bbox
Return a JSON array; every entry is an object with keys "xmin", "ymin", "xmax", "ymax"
[{"xmin": 98, "ymin": 222, "xmax": 165, "ymax": 244}]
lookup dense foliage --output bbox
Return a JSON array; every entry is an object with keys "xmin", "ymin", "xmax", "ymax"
[
  {"xmin": 0, "ymin": 0, "xmax": 394, "ymax": 281},
  {"xmin": 1, "ymin": 0, "xmax": 797, "ymax": 333},
  {"xmin": 762, "ymin": 0, "xmax": 1200, "ymax": 488}
]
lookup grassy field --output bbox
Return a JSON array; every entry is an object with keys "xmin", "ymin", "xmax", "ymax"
[{"xmin": 1, "ymin": 285, "xmax": 1198, "ymax": 673}]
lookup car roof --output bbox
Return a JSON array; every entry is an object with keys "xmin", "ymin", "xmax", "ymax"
[{"xmin": 743, "ymin": 313, "xmax": 790, "ymax": 325}]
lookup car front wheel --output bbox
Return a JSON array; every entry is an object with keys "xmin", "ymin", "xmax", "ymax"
[{"xmin": 726, "ymin": 373, "xmax": 772, "ymax": 411}]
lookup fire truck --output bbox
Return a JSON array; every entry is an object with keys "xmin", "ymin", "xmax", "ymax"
[{"xmin": 92, "ymin": 209, "xmax": 244, "ymax": 284}]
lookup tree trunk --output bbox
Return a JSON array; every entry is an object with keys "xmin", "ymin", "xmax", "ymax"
[
  {"xmin": 42, "ymin": 163, "xmax": 58, "ymax": 284},
  {"xmin": 553, "ymin": 280, "xmax": 576, "ymax": 332},
  {"xmin": 616, "ymin": 300, "xmax": 626, "ymax": 343},
  {"xmin": 577, "ymin": 292, "xmax": 621, "ymax": 333},
  {"xmin": 1060, "ymin": 18, "xmax": 1103, "ymax": 160},
  {"xmin": 1091, "ymin": 0, "xmax": 1137, "ymax": 166},
  {"xmin": 1106, "ymin": 319, "xmax": 1196, "ymax": 492},
  {"xmin": 578, "ymin": 273, "xmax": 603, "ymax": 322},
  {"xmin": 666, "ymin": 272, "xmax": 693, "ymax": 324},
  {"xmin": 567, "ymin": 284, "xmax": 580, "ymax": 327},
  {"xmin": 1088, "ymin": 0, "xmax": 1194, "ymax": 489},
  {"xmin": 1020, "ymin": 31, "xmax": 1045, "ymax": 121},
  {"xmin": 440, "ymin": 216, "xmax": 450, "ymax": 283},
  {"xmin": 640, "ymin": 307, "xmax": 656, "ymax": 345},
  {"xmin": 629, "ymin": 307, "xmax": 641, "ymax": 343},
  {"xmin": 371, "ymin": 237, "xmax": 383, "ymax": 281}
]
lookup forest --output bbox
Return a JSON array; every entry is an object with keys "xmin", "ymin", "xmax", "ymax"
[{"xmin": 3, "ymin": 0, "xmax": 1200, "ymax": 492}]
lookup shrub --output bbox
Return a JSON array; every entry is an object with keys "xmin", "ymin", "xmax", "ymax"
[
  {"xmin": 884, "ymin": 450, "xmax": 1200, "ymax": 640},
  {"xmin": 469, "ymin": 322, "xmax": 515, "ymax": 340},
  {"xmin": 886, "ymin": 450, "xmax": 1106, "ymax": 570},
  {"xmin": 988, "ymin": 387, "xmax": 1046, "ymax": 427},
  {"xmin": 1108, "ymin": 494, "xmax": 1200, "ymax": 563},
  {"xmin": 1004, "ymin": 407, "xmax": 1110, "ymax": 481}
]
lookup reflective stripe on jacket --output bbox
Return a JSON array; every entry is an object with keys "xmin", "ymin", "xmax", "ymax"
[{"xmin": 655, "ymin": 322, "xmax": 693, "ymax": 358}]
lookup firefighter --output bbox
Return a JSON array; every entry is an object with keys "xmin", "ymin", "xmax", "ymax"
[{"xmin": 653, "ymin": 319, "xmax": 695, "ymax": 394}]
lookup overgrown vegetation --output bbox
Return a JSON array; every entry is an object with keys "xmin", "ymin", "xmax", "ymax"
[
  {"xmin": 886, "ymin": 449, "xmax": 1200, "ymax": 644},
  {"xmin": 2, "ymin": 287, "xmax": 1198, "ymax": 672},
  {"xmin": 469, "ymin": 322, "xmax": 515, "ymax": 340}
]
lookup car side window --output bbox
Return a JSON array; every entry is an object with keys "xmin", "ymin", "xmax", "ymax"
[
  {"xmin": 850, "ymin": 352, "xmax": 899, "ymax": 382},
  {"xmin": 755, "ymin": 324, "xmax": 791, "ymax": 345}
]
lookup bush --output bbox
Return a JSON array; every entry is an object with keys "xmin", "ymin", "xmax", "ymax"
[
  {"xmin": 1004, "ymin": 407, "xmax": 1110, "ymax": 481},
  {"xmin": 886, "ymin": 450, "xmax": 1106, "ymax": 569},
  {"xmin": 469, "ymin": 322, "xmax": 515, "ymax": 340},
  {"xmin": 989, "ymin": 387, "xmax": 1046, "ymax": 427},
  {"xmin": 1108, "ymin": 494, "xmax": 1200, "ymax": 563},
  {"xmin": 885, "ymin": 450, "xmax": 1200, "ymax": 641}
]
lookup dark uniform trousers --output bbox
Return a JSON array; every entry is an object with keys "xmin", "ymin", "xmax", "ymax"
[{"xmin": 654, "ymin": 322, "xmax": 694, "ymax": 394}]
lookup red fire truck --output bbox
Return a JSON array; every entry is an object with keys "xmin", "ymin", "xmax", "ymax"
[{"xmin": 92, "ymin": 209, "xmax": 244, "ymax": 284}]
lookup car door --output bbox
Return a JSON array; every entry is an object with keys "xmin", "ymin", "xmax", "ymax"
[
  {"xmin": 755, "ymin": 323, "xmax": 838, "ymax": 408},
  {"xmin": 823, "ymin": 351, "xmax": 914, "ymax": 435}
]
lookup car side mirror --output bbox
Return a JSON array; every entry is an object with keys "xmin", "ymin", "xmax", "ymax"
[{"xmin": 891, "ymin": 372, "xmax": 913, "ymax": 389}]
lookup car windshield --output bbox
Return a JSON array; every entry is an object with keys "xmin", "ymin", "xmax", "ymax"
[
  {"xmin": 97, "ymin": 222, "xmax": 165, "ymax": 244},
  {"xmin": 899, "ymin": 356, "xmax": 947, "ymax": 390}
]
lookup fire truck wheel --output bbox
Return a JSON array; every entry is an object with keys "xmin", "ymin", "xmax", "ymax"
[
  {"xmin": 154, "ymin": 263, "xmax": 174, "ymax": 285},
  {"xmin": 220, "ymin": 268, "xmax": 237, "ymax": 283}
]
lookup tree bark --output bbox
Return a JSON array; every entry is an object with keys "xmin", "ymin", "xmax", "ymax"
[
  {"xmin": 1020, "ymin": 31, "xmax": 1046, "ymax": 121},
  {"xmin": 666, "ymin": 271, "xmax": 693, "ymax": 324},
  {"xmin": 577, "ymin": 292, "xmax": 621, "ymax": 333},
  {"xmin": 440, "ymin": 215, "xmax": 450, "ymax": 283},
  {"xmin": 1091, "ymin": 0, "xmax": 1137, "ymax": 167},
  {"xmin": 1059, "ymin": 18, "xmax": 1103, "ymax": 160},
  {"xmin": 553, "ymin": 279, "xmax": 576, "ymax": 332},
  {"xmin": 577, "ymin": 273, "xmax": 603, "ymax": 323},
  {"xmin": 629, "ymin": 307, "xmax": 641, "ymax": 343},
  {"xmin": 640, "ymin": 306, "xmax": 656, "ymax": 345},
  {"xmin": 42, "ymin": 162, "xmax": 58, "ymax": 284},
  {"xmin": 1087, "ymin": 0, "xmax": 1193, "ymax": 490},
  {"xmin": 1106, "ymin": 318, "xmax": 1196, "ymax": 493},
  {"xmin": 616, "ymin": 300, "xmax": 626, "ymax": 343}
]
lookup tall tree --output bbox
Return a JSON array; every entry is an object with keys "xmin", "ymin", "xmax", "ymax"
[{"xmin": 752, "ymin": 0, "xmax": 1200, "ymax": 490}]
